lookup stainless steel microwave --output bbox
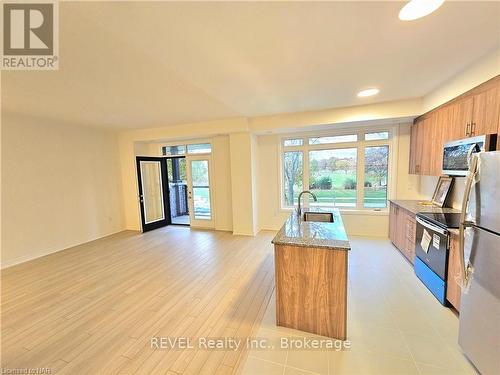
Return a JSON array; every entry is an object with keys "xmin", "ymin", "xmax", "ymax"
[{"xmin": 442, "ymin": 135, "xmax": 497, "ymax": 176}]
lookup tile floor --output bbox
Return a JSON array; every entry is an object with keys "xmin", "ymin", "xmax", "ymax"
[{"xmin": 240, "ymin": 237, "xmax": 477, "ymax": 375}]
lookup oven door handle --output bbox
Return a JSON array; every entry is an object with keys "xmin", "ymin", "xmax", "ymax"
[{"xmin": 415, "ymin": 216, "xmax": 448, "ymax": 235}]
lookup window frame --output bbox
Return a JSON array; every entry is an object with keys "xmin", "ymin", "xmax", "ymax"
[{"xmin": 279, "ymin": 126, "xmax": 397, "ymax": 213}]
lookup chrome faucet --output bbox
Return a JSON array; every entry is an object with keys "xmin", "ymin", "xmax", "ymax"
[{"xmin": 297, "ymin": 190, "xmax": 317, "ymax": 216}]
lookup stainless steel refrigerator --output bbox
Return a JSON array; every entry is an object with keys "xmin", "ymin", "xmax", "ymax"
[{"xmin": 458, "ymin": 151, "xmax": 500, "ymax": 375}]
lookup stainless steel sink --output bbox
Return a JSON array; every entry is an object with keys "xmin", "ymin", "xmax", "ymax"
[{"xmin": 303, "ymin": 212, "xmax": 334, "ymax": 223}]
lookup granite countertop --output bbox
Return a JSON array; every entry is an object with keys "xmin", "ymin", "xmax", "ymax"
[
  {"xmin": 389, "ymin": 200, "xmax": 461, "ymax": 215},
  {"xmin": 272, "ymin": 207, "xmax": 350, "ymax": 250}
]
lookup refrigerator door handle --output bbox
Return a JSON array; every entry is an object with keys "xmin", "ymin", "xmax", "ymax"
[
  {"xmin": 459, "ymin": 155, "xmax": 478, "ymax": 289},
  {"xmin": 466, "ymin": 143, "xmax": 479, "ymax": 168}
]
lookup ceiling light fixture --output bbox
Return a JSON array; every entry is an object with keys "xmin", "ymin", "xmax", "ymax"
[
  {"xmin": 357, "ymin": 88, "xmax": 380, "ymax": 98},
  {"xmin": 399, "ymin": 0, "xmax": 445, "ymax": 21}
]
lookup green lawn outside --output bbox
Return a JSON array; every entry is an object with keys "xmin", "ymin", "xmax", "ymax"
[{"xmin": 291, "ymin": 170, "xmax": 388, "ymax": 208}]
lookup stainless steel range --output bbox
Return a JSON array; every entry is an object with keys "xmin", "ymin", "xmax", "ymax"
[{"xmin": 414, "ymin": 212, "xmax": 461, "ymax": 305}]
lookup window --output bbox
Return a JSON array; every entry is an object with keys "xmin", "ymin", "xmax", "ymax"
[
  {"xmin": 281, "ymin": 129, "xmax": 391, "ymax": 210},
  {"xmin": 187, "ymin": 143, "xmax": 212, "ymax": 154},
  {"xmin": 162, "ymin": 145, "xmax": 186, "ymax": 156},
  {"xmin": 282, "ymin": 151, "xmax": 303, "ymax": 206},
  {"xmin": 365, "ymin": 131, "xmax": 389, "ymax": 141},
  {"xmin": 364, "ymin": 146, "xmax": 389, "ymax": 208},
  {"xmin": 309, "ymin": 148, "xmax": 357, "ymax": 207},
  {"xmin": 284, "ymin": 138, "xmax": 303, "ymax": 147},
  {"xmin": 309, "ymin": 134, "xmax": 357, "ymax": 145},
  {"xmin": 190, "ymin": 160, "xmax": 212, "ymax": 219},
  {"xmin": 162, "ymin": 143, "xmax": 212, "ymax": 156}
]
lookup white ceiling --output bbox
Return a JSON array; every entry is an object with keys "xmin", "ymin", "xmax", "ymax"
[{"xmin": 2, "ymin": 1, "xmax": 499, "ymax": 129}]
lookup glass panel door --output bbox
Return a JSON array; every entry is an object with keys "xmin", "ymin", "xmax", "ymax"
[
  {"xmin": 186, "ymin": 156, "xmax": 214, "ymax": 228},
  {"xmin": 136, "ymin": 157, "xmax": 169, "ymax": 232},
  {"xmin": 166, "ymin": 157, "xmax": 190, "ymax": 225}
]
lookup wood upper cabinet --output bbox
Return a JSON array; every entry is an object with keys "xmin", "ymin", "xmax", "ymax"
[
  {"xmin": 431, "ymin": 106, "xmax": 448, "ymax": 174},
  {"xmin": 470, "ymin": 82, "xmax": 500, "ymax": 137},
  {"xmin": 418, "ymin": 117, "xmax": 432, "ymax": 175},
  {"xmin": 409, "ymin": 111, "xmax": 445, "ymax": 176},
  {"xmin": 409, "ymin": 121, "xmax": 421, "ymax": 174},
  {"xmin": 446, "ymin": 96, "xmax": 473, "ymax": 141},
  {"xmin": 410, "ymin": 75, "xmax": 500, "ymax": 175}
]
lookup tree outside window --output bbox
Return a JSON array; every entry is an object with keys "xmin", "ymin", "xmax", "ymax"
[{"xmin": 283, "ymin": 151, "xmax": 303, "ymax": 206}]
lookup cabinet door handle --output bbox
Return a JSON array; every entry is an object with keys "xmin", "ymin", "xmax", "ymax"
[
  {"xmin": 470, "ymin": 122, "xmax": 475, "ymax": 136},
  {"xmin": 465, "ymin": 122, "xmax": 470, "ymax": 136}
]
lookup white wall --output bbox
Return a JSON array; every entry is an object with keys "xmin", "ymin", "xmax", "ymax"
[
  {"xmin": 395, "ymin": 124, "xmax": 424, "ymax": 200},
  {"xmin": 1, "ymin": 114, "xmax": 125, "ymax": 268},
  {"xmin": 229, "ymin": 132, "xmax": 257, "ymax": 235},
  {"xmin": 211, "ymin": 135, "xmax": 233, "ymax": 231}
]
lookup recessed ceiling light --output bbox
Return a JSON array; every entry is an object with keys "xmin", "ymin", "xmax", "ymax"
[
  {"xmin": 399, "ymin": 0, "xmax": 445, "ymax": 21},
  {"xmin": 357, "ymin": 88, "xmax": 380, "ymax": 98}
]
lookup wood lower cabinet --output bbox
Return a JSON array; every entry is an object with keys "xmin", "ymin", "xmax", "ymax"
[
  {"xmin": 404, "ymin": 214, "xmax": 416, "ymax": 263},
  {"xmin": 389, "ymin": 202, "xmax": 416, "ymax": 264},
  {"xmin": 409, "ymin": 75, "xmax": 500, "ymax": 175},
  {"xmin": 446, "ymin": 233, "xmax": 461, "ymax": 311}
]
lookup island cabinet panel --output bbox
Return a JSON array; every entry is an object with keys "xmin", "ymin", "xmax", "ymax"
[
  {"xmin": 274, "ymin": 244, "xmax": 347, "ymax": 340},
  {"xmin": 446, "ymin": 233, "xmax": 461, "ymax": 311},
  {"xmin": 409, "ymin": 75, "xmax": 500, "ymax": 175}
]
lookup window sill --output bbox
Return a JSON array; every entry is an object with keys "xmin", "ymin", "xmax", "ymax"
[{"xmin": 280, "ymin": 207, "xmax": 389, "ymax": 216}]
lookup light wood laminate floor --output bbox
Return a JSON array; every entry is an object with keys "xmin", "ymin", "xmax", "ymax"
[{"xmin": 1, "ymin": 227, "xmax": 276, "ymax": 374}]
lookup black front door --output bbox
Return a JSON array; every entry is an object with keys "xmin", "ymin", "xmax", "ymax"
[{"xmin": 136, "ymin": 157, "xmax": 171, "ymax": 232}]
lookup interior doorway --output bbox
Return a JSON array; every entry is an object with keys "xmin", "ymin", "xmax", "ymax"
[
  {"xmin": 165, "ymin": 157, "xmax": 190, "ymax": 225},
  {"xmin": 136, "ymin": 142, "xmax": 215, "ymax": 232}
]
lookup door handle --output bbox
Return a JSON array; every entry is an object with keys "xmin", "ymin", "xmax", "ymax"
[
  {"xmin": 470, "ymin": 122, "xmax": 475, "ymax": 136},
  {"xmin": 465, "ymin": 123, "xmax": 470, "ymax": 136}
]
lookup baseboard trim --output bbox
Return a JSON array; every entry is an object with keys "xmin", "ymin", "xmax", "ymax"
[{"xmin": 1, "ymin": 229, "xmax": 128, "ymax": 269}]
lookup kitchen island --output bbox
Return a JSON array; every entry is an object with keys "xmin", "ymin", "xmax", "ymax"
[{"xmin": 272, "ymin": 208, "xmax": 350, "ymax": 340}]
